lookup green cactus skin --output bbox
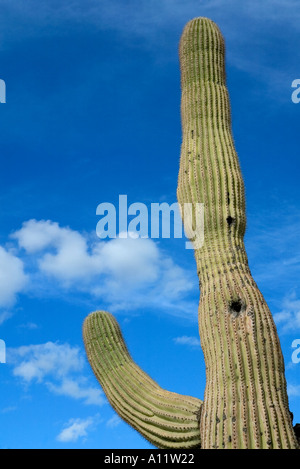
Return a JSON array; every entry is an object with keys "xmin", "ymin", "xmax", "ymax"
[
  {"xmin": 177, "ymin": 17, "xmax": 298, "ymax": 449},
  {"xmin": 83, "ymin": 311, "xmax": 202, "ymax": 448},
  {"xmin": 83, "ymin": 17, "xmax": 299, "ymax": 449}
]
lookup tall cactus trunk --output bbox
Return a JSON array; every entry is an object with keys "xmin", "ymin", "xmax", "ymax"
[
  {"xmin": 177, "ymin": 17, "xmax": 298, "ymax": 449},
  {"xmin": 83, "ymin": 17, "xmax": 299, "ymax": 449}
]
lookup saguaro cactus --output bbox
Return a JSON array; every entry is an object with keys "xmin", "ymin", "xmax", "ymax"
[{"xmin": 83, "ymin": 17, "xmax": 299, "ymax": 449}]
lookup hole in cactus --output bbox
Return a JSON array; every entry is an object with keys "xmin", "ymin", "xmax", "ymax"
[
  {"xmin": 229, "ymin": 299, "xmax": 244, "ymax": 317},
  {"xmin": 226, "ymin": 216, "xmax": 235, "ymax": 226}
]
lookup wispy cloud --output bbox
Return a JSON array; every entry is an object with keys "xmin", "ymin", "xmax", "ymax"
[
  {"xmin": 106, "ymin": 414, "xmax": 122, "ymax": 429},
  {"xmin": 8, "ymin": 341, "xmax": 104, "ymax": 406},
  {"xmin": 0, "ymin": 310, "xmax": 13, "ymax": 325},
  {"xmin": 2, "ymin": 0, "xmax": 299, "ymax": 34},
  {"xmin": 243, "ymin": 204, "xmax": 300, "ymax": 336},
  {"xmin": 0, "ymin": 246, "xmax": 27, "ymax": 308},
  {"xmin": 56, "ymin": 416, "xmax": 98, "ymax": 443},
  {"xmin": 245, "ymin": 206, "xmax": 300, "ymax": 293},
  {"xmin": 173, "ymin": 335, "xmax": 200, "ymax": 348},
  {"xmin": 1, "ymin": 0, "xmax": 299, "ymax": 78},
  {"xmin": 273, "ymin": 292, "xmax": 300, "ymax": 333},
  {"xmin": 0, "ymin": 406, "xmax": 17, "ymax": 414},
  {"xmin": 287, "ymin": 383, "xmax": 300, "ymax": 398}
]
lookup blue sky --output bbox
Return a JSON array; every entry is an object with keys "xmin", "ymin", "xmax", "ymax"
[{"xmin": 0, "ymin": 0, "xmax": 300, "ymax": 449}]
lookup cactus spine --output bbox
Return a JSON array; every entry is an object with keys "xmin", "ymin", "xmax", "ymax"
[{"xmin": 83, "ymin": 17, "xmax": 299, "ymax": 449}]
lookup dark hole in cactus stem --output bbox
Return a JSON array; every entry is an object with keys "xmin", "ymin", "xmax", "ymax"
[
  {"xmin": 229, "ymin": 299, "xmax": 244, "ymax": 317},
  {"xmin": 226, "ymin": 216, "xmax": 235, "ymax": 226}
]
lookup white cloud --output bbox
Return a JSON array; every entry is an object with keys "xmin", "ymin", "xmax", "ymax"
[
  {"xmin": 47, "ymin": 378, "xmax": 105, "ymax": 406},
  {"xmin": 173, "ymin": 336, "xmax": 200, "ymax": 348},
  {"xmin": 100, "ymin": 234, "xmax": 160, "ymax": 286},
  {"xmin": 245, "ymin": 209, "xmax": 300, "ymax": 293},
  {"xmin": 287, "ymin": 383, "xmax": 300, "ymax": 398},
  {"xmin": 10, "ymin": 341, "xmax": 84, "ymax": 382},
  {"xmin": 106, "ymin": 414, "xmax": 122, "ymax": 429},
  {"xmin": 12, "ymin": 219, "xmax": 65, "ymax": 254},
  {"xmin": 18, "ymin": 322, "xmax": 39, "ymax": 330},
  {"xmin": 56, "ymin": 417, "xmax": 95, "ymax": 443},
  {"xmin": 12, "ymin": 219, "xmax": 104, "ymax": 284},
  {"xmin": 11, "ymin": 219, "xmax": 197, "ymax": 318},
  {"xmin": 273, "ymin": 293, "xmax": 300, "ymax": 333},
  {"xmin": 12, "ymin": 220, "xmax": 161, "ymax": 287},
  {"xmin": 0, "ymin": 310, "xmax": 13, "ymax": 325},
  {"xmin": 9, "ymin": 342, "xmax": 104, "ymax": 406},
  {"xmin": 0, "ymin": 246, "xmax": 27, "ymax": 308}
]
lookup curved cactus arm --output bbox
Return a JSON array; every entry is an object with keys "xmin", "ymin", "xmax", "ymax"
[{"xmin": 83, "ymin": 311, "xmax": 202, "ymax": 449}]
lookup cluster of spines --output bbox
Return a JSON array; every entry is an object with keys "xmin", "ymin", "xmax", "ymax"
[{"xmin": 83, "ymin": 311, "xmax": 202, "ymax": 449}]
